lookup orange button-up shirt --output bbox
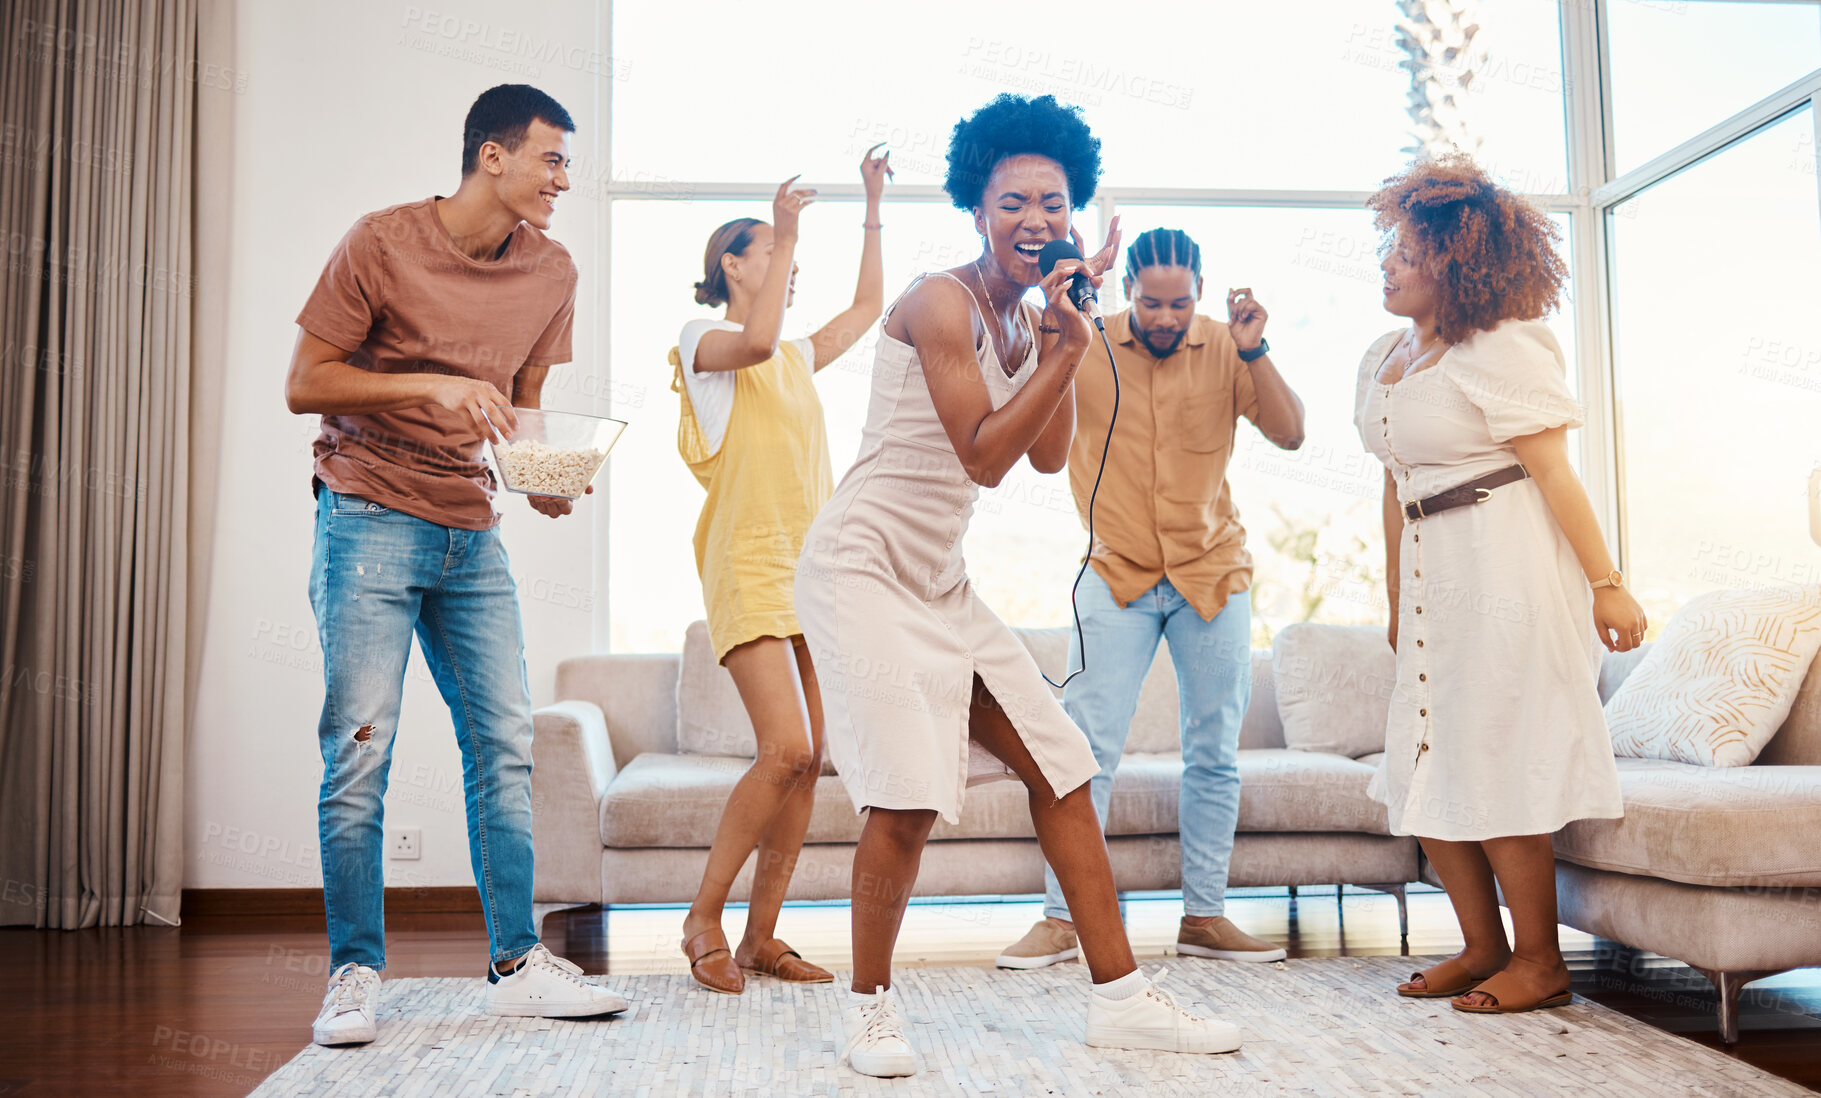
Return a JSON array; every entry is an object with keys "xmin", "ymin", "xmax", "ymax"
[{"xmin": 1068, "ymin": 308, "xmax": 1261, "ymax": 621}]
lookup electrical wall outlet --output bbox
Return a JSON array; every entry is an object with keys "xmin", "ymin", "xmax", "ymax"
[{"xmin": 387, "ymin": 828, "xmax": 421, "ymax": 861}]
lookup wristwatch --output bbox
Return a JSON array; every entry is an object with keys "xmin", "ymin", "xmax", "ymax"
[
  {"xmin": 1236, "ymin": 338, "xmax": 1269, "ymax": 363},
  {"xmin": 1590, "ymin": 569, "xmax": 1624, "ymax": 590}
]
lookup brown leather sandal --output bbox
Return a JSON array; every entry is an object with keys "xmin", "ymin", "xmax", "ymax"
[
  {"xmin": 1451, "ymin": 970, "xmax": 1573, "ymax": 1014},
  {"xmin": 1396, "ymin": 956, "xmax": 1498, "ymax": 999},
  {"xmin": 682, "ymin": 928, "xmax": 744, "ymax": 995},
  {"xmin": 740, "ymin": 937, "xmax": 834, "ymax": 984}
]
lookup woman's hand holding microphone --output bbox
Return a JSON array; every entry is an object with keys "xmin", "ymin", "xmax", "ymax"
[{"xmin": 1038, "ymin": 217, "xmax": 1123, "ymax": 355}]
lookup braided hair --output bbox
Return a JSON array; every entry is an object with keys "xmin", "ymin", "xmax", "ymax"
[{"xmin": 1124, "ymin": 228, "xmax": 1201, "ymax": 285}]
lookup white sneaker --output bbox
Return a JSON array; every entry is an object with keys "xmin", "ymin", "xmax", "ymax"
[
  {"xmin": 1085, "ymin": 971, "xmax": 1242, "ymax": 1054},
  {"xmin": 841, "ymin": 987, "xmax": 919, "ymax": 1077},
  {"xmin": 483, "ymin": 944, "xmax": 629, "ymax": 1018},
  {"xmin": 313, "ymin": 963, "xmax": 380, "ymax": 1046}
]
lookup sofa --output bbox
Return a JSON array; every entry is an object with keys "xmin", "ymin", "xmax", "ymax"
[
  {"xmin": 530, "ymin": 621, "xmax": 1422, "ymax": 940},
  {"xmin": 1546, "ymin": 642, "xmax": 1821, "ymax": 1042},
  {"xmin": 529, "ymin": 622, "xmax": 1821, "ymax": 1042}
]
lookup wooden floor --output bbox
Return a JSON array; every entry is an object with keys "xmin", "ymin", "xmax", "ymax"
[{"xmin": 3, "ymin": 887, "xmax": 1816, "ymax": 1097}]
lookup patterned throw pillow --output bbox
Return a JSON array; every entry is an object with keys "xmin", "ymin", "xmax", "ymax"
[{"xmin": 1605, "ymin": 585, "xmax": 1821, "ymax": 766}]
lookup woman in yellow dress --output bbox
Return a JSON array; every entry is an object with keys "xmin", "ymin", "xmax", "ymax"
[{"xmin": 671, "ymin": 145, "xmax": 891, "ymax": 994}]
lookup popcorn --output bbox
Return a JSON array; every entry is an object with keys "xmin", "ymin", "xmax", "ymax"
[{"xmin": 494, "ymin": 439, "xmax": 606, "ymax": 499}]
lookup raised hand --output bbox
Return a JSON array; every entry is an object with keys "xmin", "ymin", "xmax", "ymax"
[
  {"xmin": 771, "ymin": 174, "xmax": 817, "ymax": 242},
  {"xmin": 859, "ymin": 142, "xmax": 893, "ymax": 204},
  {"xmin": 1071, "ymin": 215, "xmax": 1123, "ymax": 279},
  {"xmin": 1227, "ymin": 287, "xmax": 1268, "ymax": 352}
]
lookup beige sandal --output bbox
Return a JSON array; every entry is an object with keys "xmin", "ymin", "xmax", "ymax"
[
  {"xmin": 682, "ymin": 928, "xmax": 744, "ymax": 995},
  {"xmin": 1451, "ymin": 970, "xmax": 1573, "ymax": 1013},
  {"xmin": 740, "ymin": 937, "xmax": 834, "ymax": 984},
  {"xmin": 1397, "ymin": 957, "xmax": 1498, "ymax": 999}
]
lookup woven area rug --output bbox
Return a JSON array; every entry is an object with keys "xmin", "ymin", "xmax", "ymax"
[{"xmin": 251, "ymin": 955, "xmax": 1806, "ymax": 1097}]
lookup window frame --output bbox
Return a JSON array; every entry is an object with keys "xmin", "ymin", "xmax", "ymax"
[{"xmin": 1580, "ymin": 0, "xmax": 1821, "ymax": 583}]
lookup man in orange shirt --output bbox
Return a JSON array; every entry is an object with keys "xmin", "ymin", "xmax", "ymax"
[
  {"xmin": 998, "ymin": 229, "xmax": 1307, "ymax": 968},
  {"xmin": 285, "ymin": 84, "xmax": 624, "ymax": 1047}
]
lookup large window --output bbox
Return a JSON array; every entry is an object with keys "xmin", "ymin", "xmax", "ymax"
[
  {"xmin": 597, "ymin": 0, "xmax": 1819, "ymax": 652},
  {"xmin": 609, "ymin": 0, "xmax": 1566, "ymax": 193},
  {"xmin": 1606, "ymin": 1, "xmax": 1820, "ymax": 175},
  {"xmin": 1609, "ymin": 108, "xmax": 1821, "ymax": 625}
]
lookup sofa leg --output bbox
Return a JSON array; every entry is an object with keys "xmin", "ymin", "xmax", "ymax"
[
  {"xmin": 1693, "ymin": 966, "xmax": 1785, "ymax": 1045},
  {"xmin": 1356, "ymin": 883, "xmax": 1410, "ymax": 954}
]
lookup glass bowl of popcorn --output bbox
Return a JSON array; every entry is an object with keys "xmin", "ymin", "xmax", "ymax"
[{"xmin": 485, "ymin": 407, "xmax": 626, "ymax": 500}]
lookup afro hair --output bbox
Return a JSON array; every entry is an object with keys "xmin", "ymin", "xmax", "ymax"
[
  {"xmin": 943, "ymin": 94, "xmax": 1101, "ymax": 212},
  {"xmin": 1366, "ymin": 155, "xmax": 1567, "ymax": 344}
]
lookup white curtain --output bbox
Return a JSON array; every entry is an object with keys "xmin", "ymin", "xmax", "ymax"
[{"xmin": 0, "ymin": 0, "xmax": 199, "ymax": 927}]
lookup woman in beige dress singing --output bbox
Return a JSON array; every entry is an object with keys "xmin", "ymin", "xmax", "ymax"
[
  {"xmin": 1356, "ymin": 156, "xmax": 1648, "ymax": 1015},
  {"xmin": 795, "ymin": 94, "xmax": 1239, "ymax": 1078}
]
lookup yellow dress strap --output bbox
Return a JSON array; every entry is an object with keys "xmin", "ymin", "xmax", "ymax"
[{"xmin": 672, "ymin": 345, "xmax": 715, "ymax": 473}]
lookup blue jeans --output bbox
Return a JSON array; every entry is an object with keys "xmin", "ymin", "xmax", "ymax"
[
  {"xmin": 309, "ymin": 488, "xmax": 539, "ymax": 970},
  {"xmin": 1044, "ymin": 570, "xmax": 1252, "ymax": 920}
]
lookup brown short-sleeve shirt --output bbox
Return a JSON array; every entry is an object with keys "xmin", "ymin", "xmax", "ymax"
[
  {"xmin": 296, "ymin": 197, "xmax": 578, "ymax": 530},
  {"xmin": 1068, "ymin": 309, "xmax": 1260, "ymax": 621}
]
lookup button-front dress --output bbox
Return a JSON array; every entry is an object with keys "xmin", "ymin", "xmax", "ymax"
[
  {"xmin": 1353, "ymin": 318, "xmax": 1623, "ymax": 840},
  {"xmin": 795, "ymin": 274, "xmax": 1101, "ymax": 825}
]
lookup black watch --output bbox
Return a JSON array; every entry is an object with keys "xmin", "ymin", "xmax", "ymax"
[{"xmin": 1236, "ymin": 338, "xmax": 1270, "ymax": 363}]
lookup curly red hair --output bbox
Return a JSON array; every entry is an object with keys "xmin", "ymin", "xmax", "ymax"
[{"xmin": 1367, "ymin": 155, "xmax": 1567, "ymax": 344}]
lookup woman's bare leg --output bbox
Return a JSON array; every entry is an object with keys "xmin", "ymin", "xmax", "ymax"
[
  {"xmin": 736, "ymin": 640, "xmax": 826, "ymax": 961},
  {"xmin": 849, "ymin": 806, "xmax": 938, "ymax": 993},
  {"xmin": 1403, "ymin": 837, "xmax": 1512, "ymax": 992},
  {"xmin": 967, "ymin": 676, "xmax": 1136, "ymax": 984},
  {"xmin": 1459, "ymin": 834, "xmax": 1567, "ymax": 1006},
  {"xmin": 683, "ymin": 636, "xmax": 820, "ymax": 947}
]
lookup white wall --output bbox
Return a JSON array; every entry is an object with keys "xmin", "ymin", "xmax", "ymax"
[{"xmin": 186, "ymin": 1, "xmax": 608, "ymax": 890}]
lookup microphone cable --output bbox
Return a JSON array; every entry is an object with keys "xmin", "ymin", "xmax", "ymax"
[{"xmin": 1043, "ymin": 313, "xmax": 1118, "ymax": 691}]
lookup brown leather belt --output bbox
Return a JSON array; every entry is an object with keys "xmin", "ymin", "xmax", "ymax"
[{"xmin": 1403, "ymin": 464, "xmax": 1529, "ymax": 522}]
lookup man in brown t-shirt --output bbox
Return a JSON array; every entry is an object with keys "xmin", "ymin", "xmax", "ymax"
[
  {"xmin": 284, "ymin": 84, "xmax": 624, "ymax": 1047},
  {"xmin": 998, "ymin": 229, "xmax": 1307, "ymax": 970}
]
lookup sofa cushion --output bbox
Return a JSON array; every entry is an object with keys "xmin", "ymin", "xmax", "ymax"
[
  {"xmin": 1552, "ymin": 757, "xmax": 1821, "ymax": 887},
  {"xmin": 1016, "ymin": 627, "xmax": 1283, "ymax": 754},
  {"xmin": 600, "ymin": 753, "xmax": 1053, "ymax": 847},
  {"xmin": 674, "ymin": 622, "xmax": 839, "ymax": 774},
  {"xmin": 1596, "ymin": 644, "xmax": 1650, "ymax": 704},
  {"xmin": 1270, "ymin": 623, "xmax": 1394, "ymax": 758},
  {"xmin": 1605, "ymin": 585, "xmax": 1821, "ymax": 766},
  {"xmin": 1761, "ymin": 659, "xmax": 1821, "ymax": 766},
  {"xmin": 1003, "ymin": 627, "xmax": 1179, "ymax": 755},
  {"xmin": 1234, "ymin": 749, "xmax": 1392, "ymax": 834},
  {"xmin": 599, "ymin": 747, "xmax": 1390, "ymax": 848},
  {"xmin": 675, "ymin": 621, "xmax": 759, "ymax": 758}
]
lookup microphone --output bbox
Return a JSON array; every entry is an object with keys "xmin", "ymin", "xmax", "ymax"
[
  {"xmin": 1034, "ymin": 237, "xmax": 1121, "ymax": 691},
  {"xmin": 1037, "ymin": 239, "xmax": 1103, "ymax": 329}
]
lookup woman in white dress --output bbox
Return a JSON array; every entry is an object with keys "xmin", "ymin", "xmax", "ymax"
[
  {"xmin": 795, "ymin": 94, "xmax": 1240, "ymax": 1077},
  {"xmin": 1356, "ymin": 156, "xmax": 1649, "ymax": 1014}
]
